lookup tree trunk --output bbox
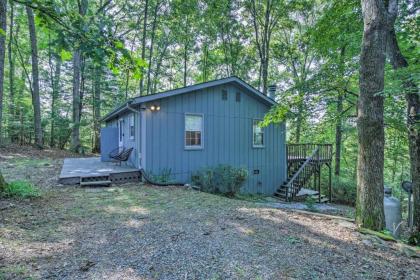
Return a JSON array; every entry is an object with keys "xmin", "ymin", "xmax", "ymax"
[
  {"xmin": 0, "ymin": 169, "xmax": 7, "ymax": 192},
  {"xmin": 8, "ymin": 0, "xmax": 15, "ymax": 141},
  {"xmin": 71, "ymin": 49, "xmax": 82, "ymax": 152},
  {"xmin": 139, "ymin": 0, "xmax": 149, "ymax": 96},
  {"xmin": 71, "ymin": 0, "xmax": 87, "ymax": 153},
  {"xmin": 0, "ymin": 0, "xmax": 6, "ymax": 142},
  {"xmin": 295, "ymin": 96, "xmax": 303, "ymax": 143},
  {"xmin": 50, "ymin": 57, "xmax": 61, "ymax": 148},
  {"xmin": 356, "ymin": 0, "xmax": 387, "ymax": 230},
  {"xmin": 26, "ymin": 6, "xmax": 43, "ymax": 149},
  {"xmin": 335, "ymin": 46, "xmax": 346, "ymax": 176},
  {"xmin": 146, "ymin": 1, "xmax": 159, "ymax": 95},
  {"xmin": 92, "ymin": 65, "xmax": 101, "ymax": 153},
  {"xmin": 387, "ymin": 27, "xmax": 420, "ymax": 235},
  {"xmin": 183, "ymin": 43, "xmax": 187, "ymax": 87}
]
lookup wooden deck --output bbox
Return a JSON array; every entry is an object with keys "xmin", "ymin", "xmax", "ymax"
[{"xmin": 59, "ymin": 157, "xmax": 141, "ymax": 185}]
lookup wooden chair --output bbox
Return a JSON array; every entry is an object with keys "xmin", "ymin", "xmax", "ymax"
[{"xmin": 109, "ymin": 147, "xmax": 134, "ymax": 166}]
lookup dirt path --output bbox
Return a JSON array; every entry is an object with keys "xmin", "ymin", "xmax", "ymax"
[{"xmin": 0, "ymin": 146, "xmax": 419, "ymax": 279}]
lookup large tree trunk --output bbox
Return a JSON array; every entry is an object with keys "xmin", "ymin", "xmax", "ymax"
[
  {"xmin": 0, "ymin": 0, "xmax": 6, "ymax": 143},
  {"xmin": 356, "ymin": 0, "xmax": 387, "ymax": 230},
  {"xmin": 26, "ymin": 6, "xmax": 43, "ymax": 149},
  {"xmin": 71, "ymin": 0, "xmax": 87, "ymax": 152},
  {"xmin": 387, "ymin": 27, "xmax": 420, "ymax": 235}
]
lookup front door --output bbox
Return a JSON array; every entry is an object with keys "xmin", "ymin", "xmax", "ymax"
[{"xmin": 118, "ymin": 118, "xmax": 124, "ymax": 149}]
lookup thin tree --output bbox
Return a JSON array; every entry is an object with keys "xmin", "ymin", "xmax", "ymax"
[
  {"xmin": 0, "ymin": 0, "xmax": 6, "ymax": 142},
  {"xmin": 26, "ymin": 6, "xmax": 43, "ymax": 148},
  {"xmin": 8, "ymin": 0, "xmax": 15, "ymax": 141},
  {"xmin": 71, "ymin": 0, "xmax": 88, "ymax": 152},
  {"xmin": 139, "ymin": 0, "xmax": 149, "ymax": 95},
  {"xmin": 247, "ymin": 0, "xmax": 282, "ymax": 95}
]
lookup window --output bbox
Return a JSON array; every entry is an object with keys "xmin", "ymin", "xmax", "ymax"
[
  {"xmin": 236, "ymin": 92, "xmax": 241, "ymax": 102},
  {"xmin": 253, "ymin": 120, "xmax": 264, "ymax": 147},
  {"xmin": 222, "ymin": 89, "xmax": 228, "ymax": 100},
  {"xmin": 129, "ymin": 114, "xmax": 135, "ymax": 140},
  {"xmin": 185, "ymin": 114, "xmax": 203, "ymax": 149}
]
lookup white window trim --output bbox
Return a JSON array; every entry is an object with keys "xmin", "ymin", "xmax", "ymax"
[
  {"xmin": 129, "ymin": 113, "xmax": 135, "ymax": 140},
  {"xmin": 184, "ymin": 113, "xmax": 204, "ymax": 150},
  {"xmin": 118, "ymin": 118, "xmax": 124, "ymax": 148},
  {"xmin": 253, "ymin": 119, "xmax": 265, "ymax": 148}
]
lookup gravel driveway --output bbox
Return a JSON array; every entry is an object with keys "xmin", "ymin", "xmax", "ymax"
[{"xmin": 0, "ymin": 148, "xmax": 419, "ymax": 279}]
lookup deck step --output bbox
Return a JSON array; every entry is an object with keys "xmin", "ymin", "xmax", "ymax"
[
  {"xmin": 80, "ymin": 180, "xmax": 112, "ymax": 186},
  {"xmin": 80, "ymin": 174, "xmax": 112, "ymax": 187}
]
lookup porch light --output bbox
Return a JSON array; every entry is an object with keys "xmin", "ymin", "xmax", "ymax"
[{"xmin": 150, "ymin": 105, "xmax": 160, "ymax": 111}]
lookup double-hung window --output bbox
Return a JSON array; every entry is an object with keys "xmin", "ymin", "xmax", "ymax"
[
  {"xmin": 253, "ymin": 119, "xmax": 264, "ymax": 147},
  {"xmin": 185, "ymin": 114, "xmax": 203, "ymax": 149},
  {"xmin": 129, "ymin": 114, "xmax": 135, "ymax": 140}
]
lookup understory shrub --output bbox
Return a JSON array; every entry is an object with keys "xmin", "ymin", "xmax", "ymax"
[
  {"xmin": 1, "ymin": 180, "xmax": 40, "ymax": 199},
  {"xmin": 305, "ymin": 196, "xmax": 317, "ymax": 212},
  {"xmin": 192, "ymin": 165, "xmax": 248, "ymax": 197},
  {"xmin": 332, "ymin": 176, "xmax": 356, "ymax": 205},
  {"xmin": 145, "ymin": 168, "xmax": 174, "ymax": 184}
]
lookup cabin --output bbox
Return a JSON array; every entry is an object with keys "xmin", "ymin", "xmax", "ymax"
[
  {"xmin": 58, "ymin": 76, "xmax": 333, "ymax": 201},
  {"xmin": 100, "ymin": 76, "xmax": 287, "ymax": 195}
]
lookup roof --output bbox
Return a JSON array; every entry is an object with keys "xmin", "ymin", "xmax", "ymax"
[{"xmin": 102, "ymin": 76, "xmax": 276, "ymax": 122}]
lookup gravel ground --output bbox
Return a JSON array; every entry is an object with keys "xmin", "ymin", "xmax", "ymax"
[{"xmin": 0, "ymin": 146, "xmax": 419, "ymax": 279}]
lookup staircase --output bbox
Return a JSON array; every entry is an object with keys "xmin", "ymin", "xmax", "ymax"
[{"xmin": 274, "ymin": 145, "xmax": 330, "ymax": 202}]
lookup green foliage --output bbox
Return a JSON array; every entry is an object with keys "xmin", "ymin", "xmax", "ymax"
[
  {"xmin": 408, "ymin": 231, "xmax": 420, "ymax": 246},
  {"xmin": 59, "ymin": 49, "xmax": 72, "ymax": 61},
  {"xmin": 304, "ymin": 196, "xmax": 317, "ymax": 212},
  {"xmin": 145, "ymin": 168, "xmax": 174, "ymax": 184},
  {"xmin": 192, "ymin": 165, "xmax": 248, "ymax": 197},
  {"xmin": 332, "ymin": 176, "xmax": 357, "ymax": 205},
  {"xmin": 1, "ymin": 181, "xmax": 40, "ymax": 199}
]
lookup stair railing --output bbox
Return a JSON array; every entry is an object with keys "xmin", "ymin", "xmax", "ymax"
[{"xmin": 285, "ymin": 147, "xmax": 320, "ymax": 201}]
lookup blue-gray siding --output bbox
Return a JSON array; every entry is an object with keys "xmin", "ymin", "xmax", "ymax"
[
  {"xmin": 106, "ymin": 112, "xmax": 139, "ymax": 167},
  {"xmin": 142, "ymin": 84, "xmax": 286, "ymax": 195}
]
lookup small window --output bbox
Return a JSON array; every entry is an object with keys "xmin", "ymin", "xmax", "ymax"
[
  {"xmin": 253, "ymin": 120, "xmax": 264, "ymax": 147},
  {"xmin": 185, "ymin": 114, "xmax": 203, "ymax": 149},
  {"xmin": 222, "ymin": 89, "xmax": 228, "ymax": 100},
  {"xmin": 129, "ymin": 114, "xmax": 135, "ymax": 140},
  {"xmin": 236, "ymin": 92, "xmax": 241, "ymax": 102}
]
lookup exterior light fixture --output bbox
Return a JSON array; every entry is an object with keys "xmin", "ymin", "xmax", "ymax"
[{"xmin": 150, "ymin": 105, "xmax": 160, "ymax": 111}]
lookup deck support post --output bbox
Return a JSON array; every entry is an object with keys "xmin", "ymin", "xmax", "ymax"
[
  {"xmin": 318, "ymin": 165, "xmax": 321, "ymax": 203},
  {"xmin": 328, "ymin": 163, "xmax": 332, "ymax": 203}
]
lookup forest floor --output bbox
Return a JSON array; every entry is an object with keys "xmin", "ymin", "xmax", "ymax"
[{"xmin": 0, "ymin": 145, "xmax": 419, "ymax": 280}]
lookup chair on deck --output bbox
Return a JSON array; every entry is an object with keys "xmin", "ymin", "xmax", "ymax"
[{"xmin": 109, "ymin": 147, "xmax": 134, "ymax": 166}]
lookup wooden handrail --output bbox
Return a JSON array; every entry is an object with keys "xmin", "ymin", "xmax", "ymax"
[
  {"xmin": 287, "ymin": 143, "xmax": 332, "ymax": 161},
  {"xmin": 286, "ymin": 147, "xmax": 319, "ymax": 188}
]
